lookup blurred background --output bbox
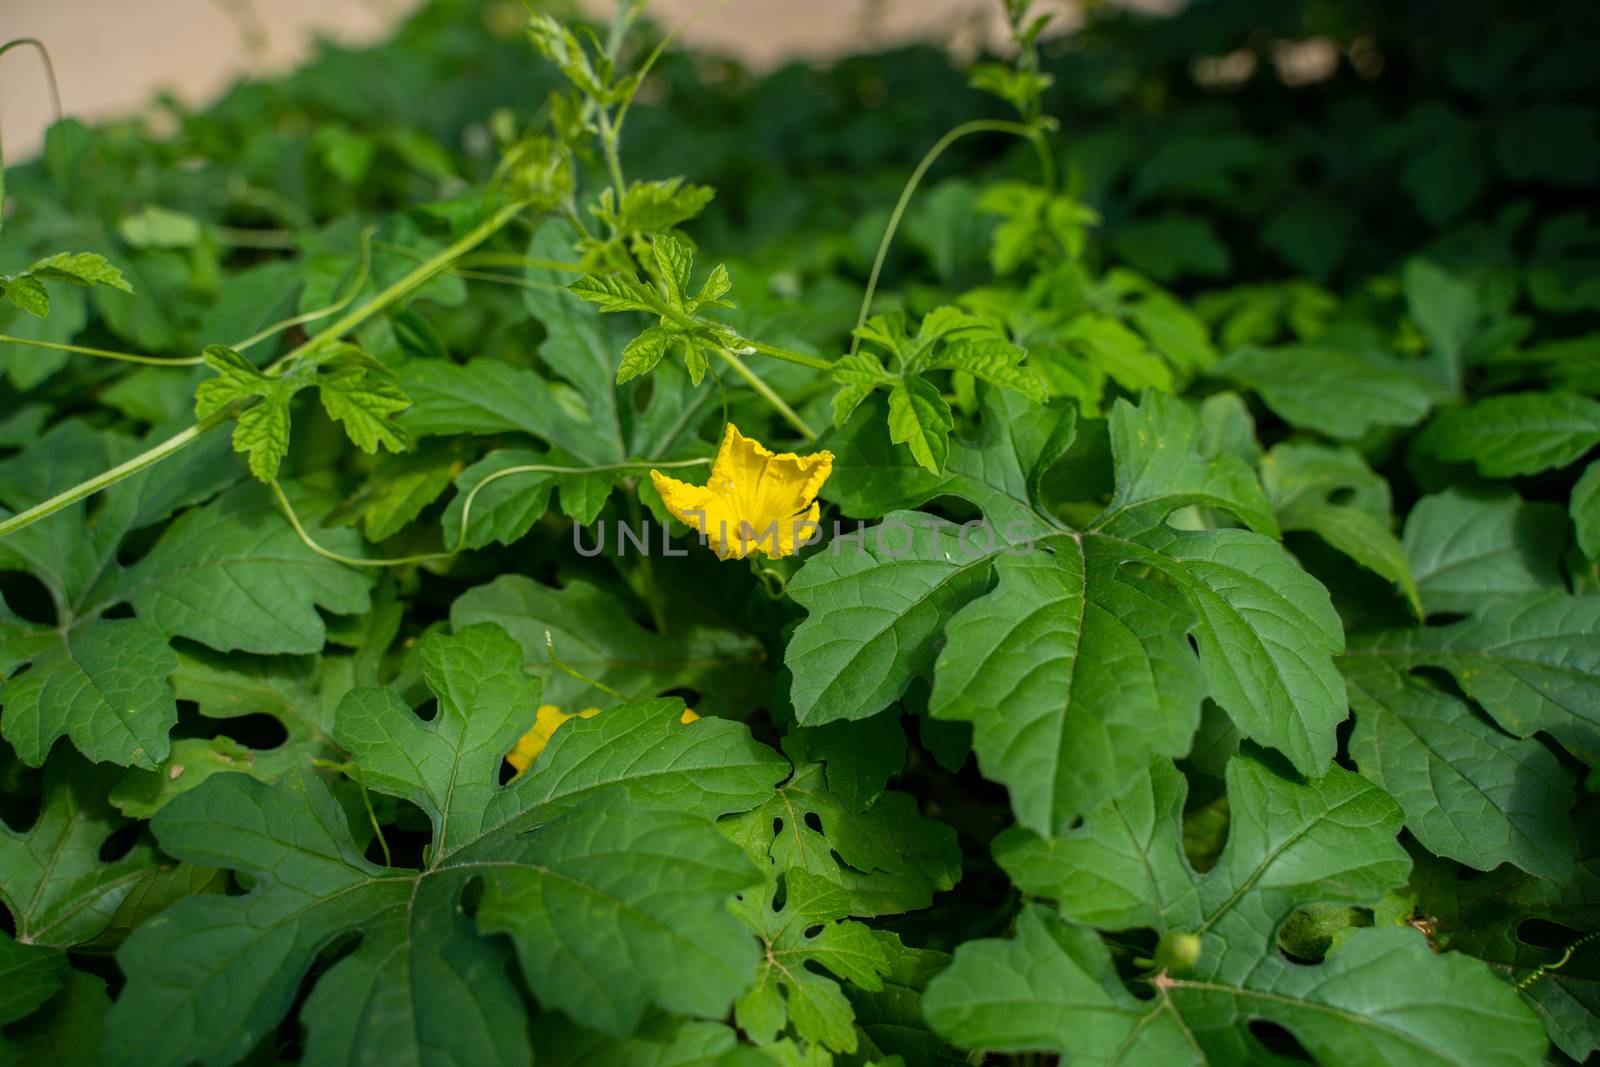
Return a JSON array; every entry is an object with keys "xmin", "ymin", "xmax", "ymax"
[
  {"xmin": 0, "ymin": 0, "xmax": 1163, "ymax": 161},
  {"xmin": 1, "ymin": 0, "xmax": 1595, "ymax": 307}
]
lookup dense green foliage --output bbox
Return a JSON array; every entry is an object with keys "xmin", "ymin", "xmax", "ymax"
[{"xmin": 1, "ymin": 0, "xmax": 1599, "ymax": 1063}]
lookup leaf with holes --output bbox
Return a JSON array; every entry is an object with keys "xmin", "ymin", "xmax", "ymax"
[
  {"xmin": 1345, "ymin": 594, "xmax": 1600, "ymax": 762},
  {"xmin": 927, "ymin": 754, "xmax": 1546, "ymax": 1065},
  {"xmin": 731, "ymin": 868, "xmax": 892, "ymax": 1053},
  {"xmin": 1411, "ymin": 825, "xmax": 1600, "ymax": 1062},
  {"xmin": 102, "ymin": 625, "xmax": 784, "ymax": 1065},
  {"xmin": 0, "ymin": 756, "xmax": 160, "ymax": 948}
]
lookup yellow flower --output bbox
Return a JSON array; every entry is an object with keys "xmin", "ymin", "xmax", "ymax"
[
  {"xmin": 651, "ymin": 424, "xmax": 834, "ymax": 560},
  {"xmin": 505, "ymin": 704, "xmax": 700, "ymax": 778}
]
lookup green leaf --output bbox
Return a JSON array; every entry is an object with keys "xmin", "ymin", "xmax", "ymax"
[
  {"xmin": 439, "ymin": 447, "xmax": 558, "ymax": 548},
  {"xmin": 1215, "ymin": 344, "xmax": 1435, "ymax": 440},
  {"xmin": 0, "ymin": 756, "xmax": 157, "ymax": 948},
  {"xmin": 1263, "ymin": 443, "xmax": 1421, "ymax": 617},
  {"xmin": 0, "ymin": 252, "xmax": 132, "ymax": 322},
  {"xmin": 594, "ymin": 177, "xmax": 716, "ymax": 235},
  {"xmin": 924, "ymin": 337, "xmax": 1047, "ymax": 402},
  {"xmin": 476, "ymin": 793, "xmax": 758, "ymax": 1036},
  {"xmin": 1110, "ymin": 212, "xmax": 1231, "ymax": 282},
  {"xmin": 502, "ymin": 698, "xmax": 789, "ymax": 830},
  {"xmin": 101, "ymin": 769, "xmax": 522, "ymax": 1067},
  {"xmin": 1345, "ymin": 656, "xmax": 1577, "ymax": 878},
  {"xmin": 886, "ymin": 378, "xmax": 955, "ymax": 472},
  {"xmin": 168, "ymin": 645, "xmax": 343, "ymax": 768},
  {"xmin": 574, "ymin": 233, "xmax": 726, "ymax": 331},
  {"xmin": 28, "ymin": 252, "xmax": 133, "ymax": 292},
  {"xmin": 1107, "ymin": 270, "xmax": 1219, "ymax": 372},
  {"xmin": 450, "ymin": 574, "xmax": 766, "ymax": 715},
  {"xmin": 785, "ymin": 511, "xmax": 1004, "ymax": 726},
  {"xmin": 1133, "ymin": 530, "xmax": 1348, "ymax": 766},
  {"xmin": 1426, "ymin": 392, "xmax": 1600, "ymax": 477},
  {"xmin": 1094, "ymin": 391, "xmax": 1277, "ymax": 538},
  {"xmin": 333, "ymin": 624, "xmax": 542, "ymax": 859},
  {"xmin": 845, "ymin": 934, "xmax": 954, "ymax": 1065},
  {"xmin": 731, "ymin": 869, "xmax": 891, "ymax": 1053},
  {"xmin": 191, "ymin": 345, "xmax": 268, "ymax": 416},
  {"xmin": 826, "ymin": 385, "xmax": 1070, "ymax": 537},
  {"xmin": 800, "ymin": 393, "xmax": 1342, "ymax": 814},
  {"xmin": 108, "ymin": 736, "xmax": 284, "ymax": 819},
  {"xmin": 924, "ymin": 907, "xmax": 1546, "ymax": 1067},
  {"xmin": 105, "ymin": 628, "xmax": 784, "ymax": 1066},
  {"xmin": 618, "ymin": 324, "xmax": 672, "ymax": 384},
  {"xmin": 112, "ymin": 483, "xmax": 374, "ymax": 655},
  {"xmin": 315, "ymin": 361, "xmax": 414, "ymax": 456},
  {"xmin": 116, "ymin": 207, "xmax": 203, "ymax": 249},
  {"xmin": 0, "ymin": 424, "xmax": 239, "ymax": 770},
  {"xmin": 932, "ymin": 754, "xmax": 1544, "ymax": 1064},
  {"xmin": 929, "ymin": 536, "xmax": 1205, "ymax": 834},
  {"xmin": 1575, "ymin": 460, "xmax": 1600, "ymax": 559},
  {"xmin": 530, "ymin": 1014, "xmax": 745, "ymax": 1066},
  {"xmin": 2, "ymin": 966, "xmax": 109, "ymax": 1064},
  {"xmin": 91, "ymin": 865, "xmax": 228, "ymax": 953},
  {"xmin": 357, "ymin": 443, "xmax": 460, "ymax": 542},
  {"xmin": 1411, "ymin": 837, "xmax": 1600, "ymax": 1061},
  {"xmin": 997, "ymin": 753, "xmax": 1407, "ymax": 952},
  {"xmin": 720, "ymin": 761, "xmax": 960, "ymax": 918},
  {"xmin": 228, "ymin": 382, "xmax": 298, "ymax": 480},
  {"xmin": 401, "ymin": 357, "xmax": 617, "ymax": 462},
  {"xmin": 1054, "ymin": 311, "xmax": 1174, "ymax": 393},
  {"xmin": 569, "ymin": 270, "xmax": 667, "ymax": 315},
  {"xmin": 0, "ymin": 932, "xmax": 63, "ymax": 1027},
  {"xmin": 478, "ymin": 790, "xmax": 761, "ymax": 1036},
  {"xmin": 1, "ymin": 275, "xmax": 48, "ymax": 318},
  {"xmin": 1346, "ymin": 594, "xmax": 1600, "ymax": 761},
  {"xmin": 830, "ymin": 352, "xmax": 892, "ymax": 428},
  {"xmin": 1404, "ymin": 257, "xmax": 1478, "ymax": 392},
  {"xmin": 1404, "ymin": 488, "xmax": 1566, "ymax": 615},
  {"xmin": 0, "ymin": 618, "xmax": 176, "ymax": 769},
  {"xmin": 193, "ymin": 345, "xmax": 307, "ymax": 481},
  {"xmin": 849, "ymin": 309, "xmax": 1038, "ymax": 472},
  {"xmin": 799, "ymin": 708, "xmax": 906, "ymax": 814}
]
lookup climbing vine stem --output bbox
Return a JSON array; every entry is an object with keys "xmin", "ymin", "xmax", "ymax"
[
  {"xmin": 849, "ymin": 118, "xmax": 1055, "ymax": 357},
  {"xmin": 268, "ymin": 458, "xmax": 713, "ymax": 568},
  {"xmin": 0, "ymin": 201, "xmax": 528, "ymax": 541}
]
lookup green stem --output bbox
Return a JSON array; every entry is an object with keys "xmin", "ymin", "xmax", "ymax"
[
  {"xmin": 232, "ymin": 224, "xmax": 376, "ymax": 352},
  {"xmin": 269, "ymin": 458, "xmax": 712, "ymax": 568},
  {"xmin": 0, "ymin": 335, "xmax": 204, "ymax": 366},
  {"xmin": 0, "ymin": 412, "xmax": 232, "ymax": 538},
  {"xmin": 263, "ymin": 200, "xmax": 524, "ymax": 373},
  {"xmin": 740, "ymin": 338, "xmax": 834, "ymax": 372},
  {"xmin": 448, "ymin": 268, "xmax": 569, "ymax": 293},
  {"xmin": 595, "ymin": 107, "xmax": 629, "ymax": 218},
  {"xmin": 624, "ymin": 490, "xmax": 668, "ymax": 633},
  {"xmin": 313, "ymin": 759, "xmax": 391, "ymax": 867},
  {"xmin": 0, "ymin": 224, "xmax": 374, "ymax": 370},
  {"xmin": 715, "ymin": 347, "xmax": 817, "ymax": 441},
  {"xmin": 545, "ymin": 631, "xmax": 630, "ymax": 700},
  {"xmin": 611, "ymin": 0, "xmax": 739, "ymax": 136},
  {"xmin": 457, "ymin": 252, "xmax": 585, "ymax": 272},
  {"xmin": 0, "ymin": 202, "xmax": 528, "ymax": 542},
  {"xmin": 0, "ymin": 38, "xmax": 67, "ymax": 234},
  {"xmin": 850, "ymin": 118, "xmax": 1049, "ymax": 356}
]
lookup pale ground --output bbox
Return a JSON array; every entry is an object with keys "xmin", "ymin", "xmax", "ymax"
[{"xmin": 0, "ymin": 0, "xmax": 1103, "ymax": 161}]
